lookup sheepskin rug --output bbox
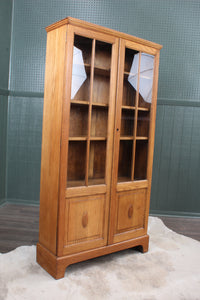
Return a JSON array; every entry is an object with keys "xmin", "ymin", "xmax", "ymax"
[{"xmin": 0, "ymin": 217, "xmax": 200, "ymax": 300}]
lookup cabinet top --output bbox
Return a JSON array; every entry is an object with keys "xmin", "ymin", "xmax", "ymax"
[{"xmin": 46, "ymin": 17, "xmax": 162, "ymax": 50}]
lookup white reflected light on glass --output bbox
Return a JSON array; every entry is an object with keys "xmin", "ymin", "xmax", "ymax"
[
  {"xmin": 71, "ymin": 46, "xmax": 87, "ymax": 99},
  {"xmin": 128, "ymin": 53, "xmax": 154, "ymax": 103}
]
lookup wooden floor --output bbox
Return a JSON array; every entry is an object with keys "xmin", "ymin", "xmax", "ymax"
[{"xmin": 0, "ymin": 203, "xmax": 199, "ymax": 253}]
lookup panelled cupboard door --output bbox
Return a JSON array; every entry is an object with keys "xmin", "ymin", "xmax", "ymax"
[
  {"xmin": 109, "ymin": 39, "xmax": 159, "ymax": 244},
  {"xmin": 60, "ymin": 26, "xmax": 118, "ymax": 255}
]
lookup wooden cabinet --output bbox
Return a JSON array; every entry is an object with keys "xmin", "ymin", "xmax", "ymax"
[{"xmin": 37, "ymin": 17, "xmax": 162, "ymax": 279}]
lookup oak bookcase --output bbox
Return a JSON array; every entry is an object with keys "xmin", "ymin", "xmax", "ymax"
[{"xmin": 37, "ymin": 17, "xmax": 162, "ymax": 279}]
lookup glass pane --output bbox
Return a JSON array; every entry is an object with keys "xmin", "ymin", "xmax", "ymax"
[
  {"xmin": 93, "ymin": 41, "xmax": 111, "ymax": 105},
  {"xmin": 91, "ymin": 106, "xmax": 108, "ymax": 138},
  {"xmin": 134, "ymin": 140, "xmax": 148, "ymax": 180},
  {"xmin": 67, "ymin": 141, "xmax": 86, "ymax": 187},
  {"xmin": 69, "ymin": 103, "xmax": 88, "ymax": 137},
  {"xmin": 138, "ymin": 53, "xmax": 154, "ymax": 109},
  {"xmin": 120, "ymin": 109, "xmax": 135, "ymax": 137},
  {"xmin": 123, "ymin": 48, "xmax": 139, "ymax": 107},
  {"xmin": 137, "ymin": 111, "xmax": 150, "ymax": 138},
  {"xmin": 88, "ymin": 141, "xmax": 106, "ymax": 185},
  {"xmin": 118, "ymin": 140, "xmax": 133, "ymax": 182},
  {"xmin": 71, "ymin": 35, "xmax": 92, "ymax": 101}
]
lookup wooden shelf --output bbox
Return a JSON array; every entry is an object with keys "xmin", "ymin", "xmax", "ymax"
[
  {"xmin": 71, "ymin": 100, "xmax": 108, "ymax": 107},
  {"xmin": 136, "ymin": 136, "xmax": 148, "ymax": 140},
  {"xmin": 122, "ymin": 105, "xmax": 135, "ymax": 110},
  {"xmin": 92, "ymin": 102, "xmax": 109, "ymax": 107},
  {"xmin": 69, "ymin": 137, "xmax": 107, "ymax": 141},
  {"xmin": 138, "ymin": 107, "xmax": 150, "ymax": 111},
  {"xmin": 90, "ymin": 137, "xmax": 107, "ymax": 141},
  {"xmin": 124, "ymin": 71, "xmax": 137, "ymax": 79},
  {"xmin": 74, "ymin": 63, "xmax": 110, "ymax": 77},
  {"xmin": 120, "ymin": 136, "xmax": 134, "ymax": 140},
  {"xmin": 121, "ymin": 105, "xmax": 149, "ymax": 112},
  {"xmin": 71, "ymin": 100, "xmax": 89, "ymax": 105},
  {"xmin": 69, "ymin": 137, "xmax": 87, "ymax": 141}
]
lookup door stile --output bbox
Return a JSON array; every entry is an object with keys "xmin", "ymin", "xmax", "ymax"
[
  {"xmin": 144, "ymin": 51, "xmax": 160, "ymax": 232},
  {"xmin": 85, "ymin": 39, "xmax": 96, "ymax": 186},
  {"xmin": 131, "ymin": 52, "xmax": 141, "ymax": 181},
  {"xmin": 105, "ymin": 39, "xmax": 119, "ymax": 188},
  {"xmin": 108, "ymin": 39, "xmax": 125, "ymax": 244}
]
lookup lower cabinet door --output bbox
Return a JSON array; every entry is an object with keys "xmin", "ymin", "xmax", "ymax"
[
  {"xmin": 112, "ymin": 189, "xmax": 147, "ymax": 244},
  {"xmin": 63, "ymin": 194, "xmax": 108, "ymax": 255}
]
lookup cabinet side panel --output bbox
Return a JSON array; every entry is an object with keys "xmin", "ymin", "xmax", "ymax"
[{"xmin": 39, "ymin": 25, "xmax": 67, "ymax": 254}]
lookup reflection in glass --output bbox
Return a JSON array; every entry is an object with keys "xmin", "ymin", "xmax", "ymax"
[
  {"xmin": 128, "ymin": 53, "xmax": 154, "ymax": 104},
  {"xmin": 71, "ymin": 46, "xmax": 87, "ymax": 99},
  {"xmin": 71, "ymin": 35, "xmax": 92, "ymax": 101}
]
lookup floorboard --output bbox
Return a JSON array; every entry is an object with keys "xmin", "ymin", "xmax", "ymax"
[{"xmin": 0, "ymin": 203, "xmax": 199, "ymax": 253}]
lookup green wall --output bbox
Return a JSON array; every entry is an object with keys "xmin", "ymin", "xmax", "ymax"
[
  {"xmin": 0, "ymin": 0, "xmax": 12, "ymax": 204},
  {"xmin": 4, "ymin": 0, "xmax": 200, "ymax": 215}
]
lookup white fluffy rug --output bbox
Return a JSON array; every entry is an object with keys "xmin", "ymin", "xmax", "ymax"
[{"xmin": 0, "ymin": 217, "xmax": 200, "ymax": 300}]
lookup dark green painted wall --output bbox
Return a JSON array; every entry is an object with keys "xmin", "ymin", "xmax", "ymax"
[
  {"xmin": 0, "ymin": 0, "xmax": 12, "ymax": 203},
  {"xmin": 4, "ymin": 0, "xmax": 200, "ymax": 215}
]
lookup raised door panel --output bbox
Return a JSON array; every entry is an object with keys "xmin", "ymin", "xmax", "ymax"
[
  {"xmin": 113, "ymin": 189, "xmax": 146, "ymax": 243},
  {"xmin": 57, "ymin": 25, "xmax": 118, "ymax": 255},
  {"xmin": 109, "ymin": 38, "xmax": 159, "ymax": 244},
  {"xmin": 63, "ymin": 194, "xmax": 106, "ymax": 255}
]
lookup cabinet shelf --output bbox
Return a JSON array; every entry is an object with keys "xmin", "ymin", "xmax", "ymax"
[
  {"xmin": 120, "ymin": 136, "xmax": 134, "ymax": 140},
  {"xmin": 90, "ymin": 137, "xmax": 107, "ymax": 141},
  {"xmin": 71, "ymin": 100, "xmax": 89, "ymax": 106},
  {"xmin": 69, "ymin": 137, "xmax": 87, "ymax": 141},
  {"xmin": 138, "ymin": 107, "xmax": 150, "ymax": 111},
  {"xmin": 68, "ymin": 137, "xmax": 107, "ymax": 141},
  {"xmin": 71, "ymin": 100, "xmax": 108, "ymax": 108},
  {"xmin": 122, "ymin": 105, "xmax": 136, "ymax": 110},
  {"xmin": 74, "ymin": 63, "xmax": 110, "ymax": 77},
  {"xmin": 136, "ymin": 136, "xmax": 148, "ymax": 140}
]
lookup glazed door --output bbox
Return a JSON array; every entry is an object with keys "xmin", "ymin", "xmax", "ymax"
[
  {"xmin": 60, "ymin": 26, "xmax": 118, "ymax": 255},
  {"xmin": 109, "ymin": 39, "xmax": 159, "ymax": 244}
]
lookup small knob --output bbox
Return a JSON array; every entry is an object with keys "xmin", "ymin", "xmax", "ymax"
[
  {"xmin": 82, "ymin": 211, "xmax": 88, "ymax": 228},
  {"xmin": 116, "ymin": 128, "xmax": 119, "ymax": 132},
  {"xmin": 128, "ymin": 205, "xmax": 133, "ymax": 219}
]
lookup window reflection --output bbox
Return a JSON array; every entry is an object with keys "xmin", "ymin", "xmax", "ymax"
[
  {"xmin": 128, "ymin": 53, "xmax": 154, "ymax": 103},
  {"xmin": 71, "ymin": 46, "xmax": 87, "ymax": 99}
]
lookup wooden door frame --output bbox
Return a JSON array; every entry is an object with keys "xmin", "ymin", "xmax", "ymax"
[
  {"xmin": 108, "ymin": 38, "xmax": 160, "ymax": 244},
  {"xmin": 57, "ymin": 24, "xmax": 119, "ymax": 256}
]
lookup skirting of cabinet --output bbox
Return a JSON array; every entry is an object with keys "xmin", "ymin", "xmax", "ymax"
[{"xmin": 37, "ymin": 234, "xmax": 149, "ymax": 279}]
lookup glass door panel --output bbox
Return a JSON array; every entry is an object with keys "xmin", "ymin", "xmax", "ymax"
[
  {"xmin": 93, "ymin": 41, "xmax": 111, "ymax": 105},
  {"xmin": 118, "ymin": 48, "xmax": 138, "ymax": 182},
  {"xmin": 134, "ymin": 140, "xmax": 148, "ymax": 180},
  {"xmin": 117, "ymin": 47, "xmax": 155, "ymax": 183},
  {"xmin": 137, "ymin": 110, "xmax": 150, "ymax": 138},
  {"xmin": 67, "ymin": 35, "xmax": 92, "ymax": 187},
  {"xmin": 118, "ymin": 140, "xmax": 133, "ymax": 182},
  {"xmin": 138, "ymin": 53, "xmax": 154, "ymax": 109},
  {"xmin": 134, "ymin": 53, "xmax": 154, "ymax": 180},
  {"xmin": 67, "ymin": 141, "xmax": 87, "ymax": 187},
  {"xmin": 69, "ymin": 103, "xmax": 88, "ymax": 138},
  {"xmin": 88, "ymin": 141, "xmax": 106, "ymax": 185},
  {"xmin": 67, "ymin": 35, "xmax": 112, "ymax": 187},
  {"xmin": 71, "ymin": 35, "xmax": 92, "ymax": 102},
  {"xmin": 88, "ymin": 41, "xmax": 111, "ymax": 185},
  {"xmin": 91, "ymin": 106, "xmax": 108, "ymax": 138}
]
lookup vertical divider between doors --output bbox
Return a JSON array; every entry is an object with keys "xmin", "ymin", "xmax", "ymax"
[
  {"xmin": 85, "ymin": 39, "xmax": 96, "ymax": 186},
  {"xmin": 131, "ymin": 52, "xmax": 141, "ymax": 181},
  {"xmin": 108, "ymin": 39, "xmax": 125, "ymax": 244}
]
